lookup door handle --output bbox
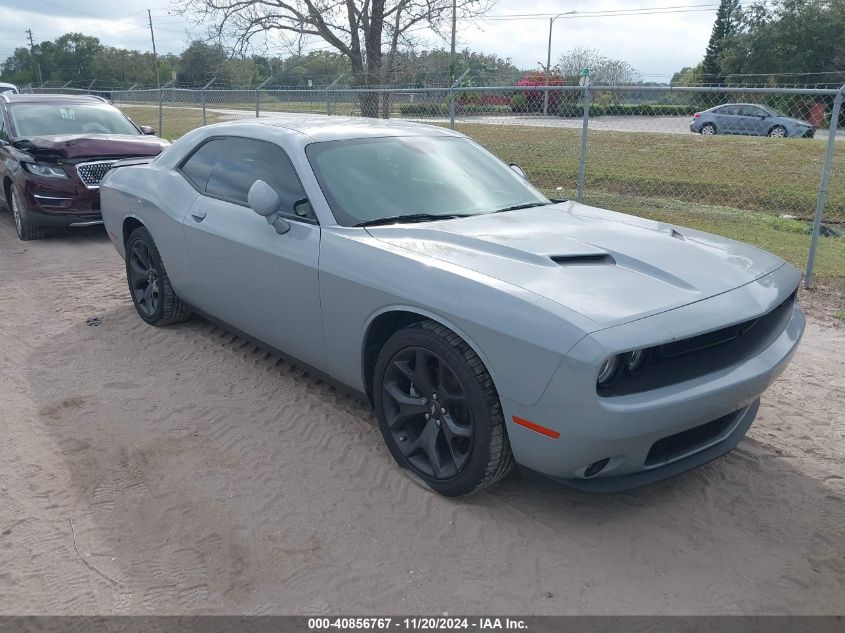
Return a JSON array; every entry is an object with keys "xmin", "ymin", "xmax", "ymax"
[{"xmin": 191, "ymin": 209, "xmax": 207, "ymax": 222}]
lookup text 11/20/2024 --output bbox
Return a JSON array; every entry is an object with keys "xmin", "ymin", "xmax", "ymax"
[{"xmin": 308, "ymin": 617, "xmax": 528, "ymax": 630}]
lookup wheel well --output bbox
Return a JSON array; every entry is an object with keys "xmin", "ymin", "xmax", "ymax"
[
  {"xmin": 362, "ymin": 310, "xmax": 429, "ymax": 401},
  {"xmin": 122, "ymin": 216, "xmax": 144, "ymax": 246},
  {"xmin": 3, "ymin": 178, "xmax": 12, "ymax": 208}
]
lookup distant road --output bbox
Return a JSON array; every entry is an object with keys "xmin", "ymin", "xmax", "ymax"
[{"xmin": 126, "ymin": 102, "xmax": 845, "ymax": 140}]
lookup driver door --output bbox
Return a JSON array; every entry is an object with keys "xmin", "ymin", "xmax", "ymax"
[{"xmin": 179, "ymin": 135, "xmax": 326, "ymax": 372}]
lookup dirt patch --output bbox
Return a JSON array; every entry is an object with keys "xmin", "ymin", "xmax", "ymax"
[{"xmin": 0, "ymin": 215, "xmax": 842, "ymax": 615}]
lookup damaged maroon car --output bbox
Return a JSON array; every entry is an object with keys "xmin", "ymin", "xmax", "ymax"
[{"xmin": 0, "ymin": 93, "xmax": 169, "ymax": 240}]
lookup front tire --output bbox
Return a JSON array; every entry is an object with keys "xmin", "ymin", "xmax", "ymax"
[
  {"xmin": 373, "ymin": 320, "xmax": 514, "ymax": 496},
  {"xmin": 10, "ymin": 186, "xmax": 45, "ymax": 241},
  {"xmin": 125, "ymin": 226, "xmax": 192, "ymax": 326},
  {"xmin": 768, "ymin": 125, "xmax": 787, "ymax": 138}
]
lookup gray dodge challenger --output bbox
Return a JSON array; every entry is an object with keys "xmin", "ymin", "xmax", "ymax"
[{"xmin": 100, "ymin": 116, "xmax": 805, "ymax": 496}]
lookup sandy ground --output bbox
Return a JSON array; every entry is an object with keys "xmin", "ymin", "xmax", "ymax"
[{"xmin": 0, "ymin": 214, "xmax": 843, "ymax": 616}]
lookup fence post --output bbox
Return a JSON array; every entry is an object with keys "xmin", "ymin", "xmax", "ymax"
[
  {"xmin": 325, "ymin": 74, "xmax": 345, "ymax": 116},
  {"xmin": 576, "ymin": 84, "xmax": 591, "ymax": 203},
  {"xmin": 255, "ymin": 78, "xmax": 270, "ymax": 119},
  {"xmin": 449, "ymin": 69, "xmax": 471, "ymax": 130},
  {"xmin": 804, "ymin": 84, "xmax": 845, "ymax": 289},
  {"xmin": 158, "ymin": 88, "xmax": 163, "ymax": 138},
  {"xmin": 200, "ymin": 78, "xmax": 215, "ymax": 127}
]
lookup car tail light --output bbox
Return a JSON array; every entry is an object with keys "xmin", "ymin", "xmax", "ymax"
[{"xmin": 693, "ymin": 112, "xmax": 702, "ymax": 118}]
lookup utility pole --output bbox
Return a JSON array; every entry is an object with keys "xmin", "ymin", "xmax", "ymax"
[
  {"xmin": 449, "ymin": 0, "xmax": 457, "ymax": 85},
  {"xmin": 25, "ymin": 29, "xmax": 43, "ymax": 86},
  {"xmin": 147, "ymin": 9, "xmax": 163, "ymax": 135},
  {"xmin": 544, "ymin": 11, "xmax": 576, "ymax": 116}
]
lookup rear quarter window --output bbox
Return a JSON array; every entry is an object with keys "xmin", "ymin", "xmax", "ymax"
[{"xmin": 180, "ymin": 138, "xmax": 224, "ymax": 192}]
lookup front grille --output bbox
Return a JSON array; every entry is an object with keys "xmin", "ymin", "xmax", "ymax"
[
  {"xmin": 76, "ymin": 160, "xmax": 116, "ymax": 188},
  {"xmin": 645, "ymin": 410, "xmax": 739, "ymax": 467},
  {"xmin": 599, "ymin": 290, "xmax": 797, "ymax": 397}
]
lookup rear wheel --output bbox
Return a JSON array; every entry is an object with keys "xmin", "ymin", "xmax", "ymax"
[
  {"xmin": 768, "ymin": 125, "xmax": 787, "ymax": 138},
  {"xmin": 10, "ymin": 186, "xmax": 45, "ymax": 241},
  {"xmin": 700, "ymin": 123, "xmax": 717, "ymax": 136},
  {"xmin": 125, "ymin": 226, "xmax": 192, "ymax": 326},
  {"xmin": 373, "ymin": 320, "xmax": 514, "ymax": 496}
]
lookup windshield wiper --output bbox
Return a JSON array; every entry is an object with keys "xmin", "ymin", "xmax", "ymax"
[
  {"xmin": 356, "ymin": 213, "xmax": 471, "ymax": 227},
  {"xmin": 491, "ymin": 201, "xmax": 553, "ymax": 214}
]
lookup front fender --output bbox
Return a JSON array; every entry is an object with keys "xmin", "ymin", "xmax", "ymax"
[{"xmin": 320, "ymin": 227, "xmax": 591, "ymax": 405}]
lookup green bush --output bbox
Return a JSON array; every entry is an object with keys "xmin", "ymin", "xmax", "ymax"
[
  {"xmin": 557, "ymin": 103, "xmax": 700, "ymax": 117},
  {"xmin": 399, "ymin": 102, "xmax": 513, "ymax": 116},
  {"xmin": 398, "ymin": 103, "xmax": 449, "ymax": 116},
  {"xmin": 460, "ymin": 104, "xmax": 512, "ymax": 115},
  {"xmin": 511, "ymin": 94, "xmax": 530, "ymax": 112}
]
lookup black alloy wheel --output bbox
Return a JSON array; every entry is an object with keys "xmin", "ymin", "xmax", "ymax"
[
  {"xmin": 381, "ymin": 346, "xmax": 474, "ymax": 480},
  {"xmin": 373, "ymin": 320, "xmax": 514, "ymax": 496},
  {"xmin": 128, "ymin": 238, "xmax": 161, "ymax": 318},
  {"xmin": 124, "ymin": 226, "xmax": 192, "ymax": 326}
]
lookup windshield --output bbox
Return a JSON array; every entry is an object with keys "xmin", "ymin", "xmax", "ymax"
[
  {"xmin": 8, "ymin": 103, "xmax": 140, "ymax": 137},
  {"xmin": 306, "ymin": 136, "xmax": 550, "ymax": 226}
]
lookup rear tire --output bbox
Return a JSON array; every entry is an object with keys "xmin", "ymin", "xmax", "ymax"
[
  {"xmin": 10, "ymin": 186, "xmax": 45, "ymax": 241},
  {"xmin": 700, "ymin": 123, "xmax": 717, "ymax": 136},
  {"xmin": 125, "ymin": 226, "xmax": 192, "ymax": 326},
  {"xmin": 373, "ymin": 320, "xmax": 514, "ymax": 496}
]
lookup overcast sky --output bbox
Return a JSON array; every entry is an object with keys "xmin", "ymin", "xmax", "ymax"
[{"xmin": 0, "ymin": 0, "xmax": 716, "ymax": 81}]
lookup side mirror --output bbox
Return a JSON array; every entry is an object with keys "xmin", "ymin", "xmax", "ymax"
[
  {"xmin": 248, "ymin": 179, "xmax": 290, "ymax": 235},
  {"xmin": 139, "ymin": 125, "xmax": 156, "ymax": 135},
  {"xmin": 509, "ymin": 163, "xmax": 527, "ymax": 179}
]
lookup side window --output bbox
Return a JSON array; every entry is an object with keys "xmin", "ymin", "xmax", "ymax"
[
  {"xmin": 720, "ymin": 105, "xmax": 740, "ymax": 115},
  {"xmin": 740, "ymin": 105, "xmax": 765, "ymax": 117},
  {"xmin": 206, "ymin": 137, "xmax": 311, "ymax": 219},
  {"xmin": 181, "ymin": 138, "xmax": 224, "ymax": 192}
]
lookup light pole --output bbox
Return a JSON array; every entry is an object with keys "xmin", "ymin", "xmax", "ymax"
[{"xmin": 544, "ymin": 11, "xmax": 576, "ymax": 116}]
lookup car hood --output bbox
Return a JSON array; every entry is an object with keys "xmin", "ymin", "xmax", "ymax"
[
  {"xmin": 13, "ymin": 133, "xmax": 169, "ymax": 159},
  {"xmin": 366, "ymin": 202, "xmax": 786, "ymax": 328}
]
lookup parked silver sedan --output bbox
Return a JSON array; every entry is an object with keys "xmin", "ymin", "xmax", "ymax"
[
  {"xmin": 100, "ymin": 116, "xmax": 804, "ymax": 496},
  {"xmin": 690, "ymin": 103, "xmax": 815, "ymax": 138}
]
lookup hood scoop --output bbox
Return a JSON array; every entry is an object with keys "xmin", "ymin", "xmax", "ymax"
[{"xmin": 550, "ymin": 253, "xmax": 615, "ymax": 266}]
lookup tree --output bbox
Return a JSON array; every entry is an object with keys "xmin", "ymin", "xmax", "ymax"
[
  {"xmin": 555, "ymin": 47, "xmax": 640, "ymax": 85},
  {"xmin": 701, "ymin": 0, "xmax": 741, "ymax": 84},
  {"xmin": 177, "ymin": 0, "xmax": 492, "ymax": 115},
  {"xmin": 670, "ymin": 65, "xmax": 704, "ymax": 86},
  {"xmin": 177, "ymin": 41, "xmax": 229, "ymax": 85}
]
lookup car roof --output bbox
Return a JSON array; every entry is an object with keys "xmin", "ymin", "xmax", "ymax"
[
  {"xmin": 0, "ymin": 93, "xmax": 109, "ymax": 105},
  {"xmin": 710, "ymin": 103, "xmax": 769, "ymax": 109},
  {"xmin": 198, "ymin": 114, "xmax": 463, "ymax": 142}
]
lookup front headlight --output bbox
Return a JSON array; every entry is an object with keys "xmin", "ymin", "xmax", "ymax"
[
  {"xmin": 24, "ymin": 163, "xmax": 67, "ymax": 178},
  {"xmin": 597, "ymin": 355, "xmax": 622, "ymax": 386},
  {"xmin": 625, "ymin": 348, "xmax": 650, "ymax": 374}
]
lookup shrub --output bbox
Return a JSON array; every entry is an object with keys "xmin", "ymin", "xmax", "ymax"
[
  {"xmin": 399, "ymin": 102, "xmax": 512, "ymax": 116},
  {"xmin": 398, "ymin": 103, "xmax": 449, "ymax": 116}
]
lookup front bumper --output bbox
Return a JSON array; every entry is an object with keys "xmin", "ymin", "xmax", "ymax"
[
  {"xmin": 22, "ymin": 180, "xmax": 103, "ymax": 227},
  {"xmin": 502, "ymin": 265, "xmax": 805, "ymax": 491}
]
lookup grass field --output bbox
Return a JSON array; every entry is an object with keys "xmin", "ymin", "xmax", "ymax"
[{"xmin": 117, "ymin": 105, "xmax": 845, "ymax": 281}]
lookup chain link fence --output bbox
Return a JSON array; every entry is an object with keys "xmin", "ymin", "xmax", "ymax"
[{"xmin": 43, "ymin": 83, "xmax": 843, "ymax": 286}]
